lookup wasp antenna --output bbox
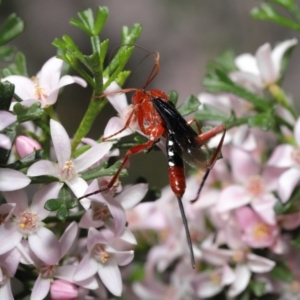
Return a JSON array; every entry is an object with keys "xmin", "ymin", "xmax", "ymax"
[
  {"xmin": 176, "ymin": 196, "xmax": 196, "ymax": 269},
  {"xmin": 190, "ymin": 169, "xmax": 211, "ymax": 203},
  {"xmin": 142, "ymin": 51, "xmax": 160, "ymax": 89},
  {"xmin": 93, "ymin": 88, "xmax": 138, "ymax": 100}
]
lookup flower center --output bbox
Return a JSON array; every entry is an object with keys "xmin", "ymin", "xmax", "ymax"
[
  {"xmin": 290, "ymin": 280, "xmax": 300, "ymax": 294},
  {"xmin": 209, "ymin": 272, "xmax": 221, "ymax": 286},
  {"xmin": 232, "ymin": 250, "xmax": 247, "ymax": 263},
  {"xmin": 40, "ymin": 264, "xmax": 56, "ymax": 278},
  {"xmin": 246, "ymin": 175, "xmax": 265, "ymax": 197},
  {"xmin": 18, "ymin": 210, "xmax": 39, "ymax": 235},
  {"xmin": 253, "ymin": 223, "xmax": 269, "ymax": 240},
  {"xmin": 31, "ymin": 77, "xmax": 48, "ymax": 103},
  {"xmin": 60, "ymin": 160, "xmax": 76, "ymax": 181},
  {"xmin": 291, "ymin": 147, "xmax": 300, "ymax": 167},
  {"xmin": 93, "ymin": 244, "xmax": 110, "ymax": 263},
  {"xmin": 93, "ymin": 203, "xmax": 111, "ymax": 221}
]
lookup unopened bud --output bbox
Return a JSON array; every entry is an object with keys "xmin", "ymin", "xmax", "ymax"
[{"xmin": 15, "ymin": 136, "xmax": 41, "ymax": 158}]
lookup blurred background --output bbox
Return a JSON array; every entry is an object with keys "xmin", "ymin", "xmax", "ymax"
[{"xmin": 1, "ymin": 0, "xmax": 299, "ymax": 188}]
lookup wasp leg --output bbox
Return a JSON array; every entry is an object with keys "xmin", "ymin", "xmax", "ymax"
[{"xmin": 191, "ymin": 125, "xmax": 226, "ymax": 203}]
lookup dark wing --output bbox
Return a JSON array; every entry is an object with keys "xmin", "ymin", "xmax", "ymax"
[{"xmin": 152, "ymin": 97, "xmax": 213, "ymax": 170}]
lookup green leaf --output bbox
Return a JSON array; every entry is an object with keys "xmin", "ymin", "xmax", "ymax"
[
  {"xmin": 237, "ymin": 291, "xmax": 250, "ymax": 300},
  {"xmin": 121, "ymin": 23, "xmax": 142, "ymax": 45},
  {"xmin": 94, "ymin": 6, "xmax": 109, "ymax": 36},
  {"xmin": 0, "ymin": 13, "xmax": 25, "ymax": 46},
  {"xmin": 81, "ymin": 161, "xmax": 128, "ymax": 181},
  {"xmin": 291, "ymin": 234, "xmax": 300, "ymax": 249},
  {"xmin": 203, "ymin": 70, "xmax": 270, "ymax": 111},
  {"xmin": 177, "ymin": 95, "xmax": 200, "ymax": 116},
  {"xmin": 75, "ymin": 8, "xmax": 95, "ymax": 36},
  {"xmin": 0, "ymin": 80, "xmax": 14, "ymax": 110},
  {"xmin": 100, "ymin": 39, "xmax": 109, "ymax": 67},
  {"xmin": 195, "ymin": 103, "xmax": 229, "ymax": 122},
  {"xmin": 251, "ymin": 4, "xmax": 300, "ymax": 31},
  {"xmin": 13, "ymin": 103, "xmax": 45, "ymax": 123},
  {"xmin": 29, "ymin": 175, "xmax": 59, "ymax": 184},
  {"xmin": 56, "ymin": 207, "xmax": 69, "ymax": 221},
  {"xmin": 274, "ymin": 186, "xmax": 300, "ymax": 214},
  {"xmin": 270, "ymin": 262, "xmax": 293, "ymax": 283},
  {"xmin": 267, "ymin": 0, "xmax": 295, "ymax": 8},
  {"xmin": 116, "ymin": 70, "xmax": 131, "ymax": 87},
  {"xmin": 168, "ymin": 90, "xmax": 178, "ymax": 106},
  {"xmin": 247, "ymin": 113, "xmax": 274, "ymax": 130},
  {"xmin": 208, "ymin": 49, "xmax": 238, "ymax": 73},
  {"xmin": 65, "ymin": 198, "xmax": 78, "ymax": 209},
  {"xmin": 44, "ymin": 199, "xmax": 61, "ymax": 211},
  {"xmin": 7, "ymin": 149, "xmax": 44, "ymax": 170},
  {"xmin": 13, "ymin": 52, "xmax": 28, "ymax": 76},
  {"xmin": 249, "ymin": 280, "xmax": 266, "ymax": 297},
  {"xmin": 0, "ymin": 45, "xmax": 16, "ymax": 61}
]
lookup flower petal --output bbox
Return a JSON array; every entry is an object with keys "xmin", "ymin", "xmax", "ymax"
[
  {"xmin": 271, "ymin": 38, "xmax": 298, "ymax": 77},
  {"xmin": 3, "ymin": 189, "xmax": 28, "ymax": 215},
  {"xmin": 0, "ymin": 168, "xmax": 30, "ymax": 191},
  {"xmin": 104, "ymin": 117, "xmax": 133, "ymax": 140},
  {"xmin": 59, "ymin": 222, "xmax": 78, "ymax": 257},
  {"xmin": 0, "ymin": 111, "xmax": 17, "ymax": 130},
  {"xmin": 217, "ymin": 185, "xmax": 250, "ymax": 212},
  {"xmin": 235, "ymin": 53, "xmax": 260, "ymax": 75},
  {"xmin": 74, "ymin": 254, "xmax": 98, "ymax": 281},
  {"xmin": 247, "ymin": 253, "xmax": 275, "ymax": 273},
  {"xmin": 0, "ymin": 279, "xmax": 14, "ymax": 300},
  {"xmin": 278, "ymin": 168, "xmax": 300, "ymax": 202},
  {"xmin": 38, "ymin": 57, "xmax": 63, "ymax": 91},
  {"xmin": 117, "ymin": 183, "xmax": 148, "ymax": 210},
  {"xmin": 31, "ymin": 182, "xmax": 63, "ymax": 220},
  {"xmin": 50, "ymin": 119, "xmax": 71, "ymax": 167},
  {"xmin": 256, "ymin": 43, "xmax": 277, "ymax": 84},
  {"xmin": 3, "ymin": 76, "xmax": 35, "ymax": 100},
  {"xmin": 267, "ymin": 144, "xmax": 294, "ymax": 167},
  {"xmin": 227, "ymin": 264, "xmax": 251, "ymax": 298},
  {"xmin": 27, "ymin": 160, "xmax": 59, "ymax": 177},
  {"xmin": 28, "ymin": 227, "xmax": 61, "ymax": 265},
  {"xmin": 98, "ymin": 259, "xmax": 122, "ymax": 296},
  {"xmin": 105, "ymin": 81, "xmax": 128, "ymax": 114},
  {"xmin": 0, "ymin": 223, "xmax": 22, "ymax": 255},
  {"xmin": 74, "ymin": 142, "xmax": 113, "ymax": 173},
  {"xmin": 31, "ymin": 274, "xmax": 51, "ymax": 300}
]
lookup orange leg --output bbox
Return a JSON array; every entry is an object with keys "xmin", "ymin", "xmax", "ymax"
[{"xmin": 191, "ymin": 125, "xmax": 226, "ymax": 203}]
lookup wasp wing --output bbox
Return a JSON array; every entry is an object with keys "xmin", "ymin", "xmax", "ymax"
[{"xmin": 152, "ymin": 97, "xmax": 213, "ymax": 170}]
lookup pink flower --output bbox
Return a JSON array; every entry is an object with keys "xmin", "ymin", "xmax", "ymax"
[
  {"xmin": 15, "ymin": 135, "xmax": 41, "ymax": 158},
  {"xmin": 74, "ymin": 228, "xmax": 134, "ymax": 297},
  {"xmin": 50, "ymin": 280, "xmax": 78, "ymax": 300},
  {"xmin": 27, "ymin": 119, "xmax": 113, "ymax": 209},
  {"xmin": 80, "ymin": 180, "xmax": 147, "ymax": 237},
  {"xmin": 268, "ymin": 117, "xmax": 300, "ymax": 202},
  {"xmin": 231, "ymin": 39, "xmax": 298, "ymax": 89},
  {"xmin": 191, "ymin": 265, "xmax": 235, "ymax": 298},
  {"xmin": 4, "ymin": 57, "xmax": 87, "ymax": 108},
  {"xmin": 1, "ymin": 183, "xmax": 63, "ymax": 264},
  {"xmin": 217, "ymin": 147, "xmax": 279, "ymax": 225},
  {"xmin": 236, "ymin": 206, "xmax": 278, "ymax": 248},
  {"xmin": 30, "ymin": 222, "xmax": 97, "ymax": 300}
]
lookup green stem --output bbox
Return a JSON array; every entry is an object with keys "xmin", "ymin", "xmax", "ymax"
[
  {"xmin": 268, "ymin": 84, "xmax": 298, "ymax": 119},
  {"xmin": 71, "ymin": 94, "xmax": 107, "ymax": 152}
]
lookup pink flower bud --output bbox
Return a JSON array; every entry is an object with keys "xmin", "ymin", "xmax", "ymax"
[
  {"xmin": 15, "ymin": 135, "xmax": 41, "ymax": 158},
  {"xmin": 50, "ymin": 280, "xmax": 78, "ymax": 300}
]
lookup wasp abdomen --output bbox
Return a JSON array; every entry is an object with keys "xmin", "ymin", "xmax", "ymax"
[{"xmin": 167, "ymin": 133, "xmax": 186, "ymax": 198}]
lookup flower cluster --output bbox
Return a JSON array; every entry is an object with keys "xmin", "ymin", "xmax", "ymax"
[{"xmin": 2, "ymin": 5, "xmax": 300, "ymax": 299}]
